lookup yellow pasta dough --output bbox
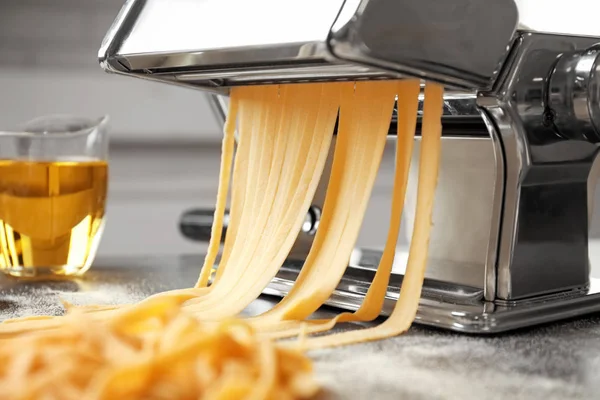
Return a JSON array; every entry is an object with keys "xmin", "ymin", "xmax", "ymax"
[
  {"xmin": 0, "ymin": 297, "xmax": 318, "ymax": 400},
  {"xmin": 0, "ymin": 80, "xmax": 444, "ymax": 400},
  {"xmin": 195, "ymin": 93, "xmax": 238, "ymax": 288},
  {"xmin": 257, "ymin": 79, "xmax": 422, "ymax": 339}
]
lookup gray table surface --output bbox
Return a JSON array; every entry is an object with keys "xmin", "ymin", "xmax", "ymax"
[{"xmin": 1, "ymin": 254, "xmax": 600, "ymax": 400}]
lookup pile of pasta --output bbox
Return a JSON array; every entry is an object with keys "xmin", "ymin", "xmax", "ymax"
[
  {"xmin": 0, "ymin": 297, "xmax": 317, "ymax": 400},
  {"xmin": 0, "ymin": 79, "xmax": 444, "ymax": 399}
]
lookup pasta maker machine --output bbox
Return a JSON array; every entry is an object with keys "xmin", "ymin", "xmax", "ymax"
[{"xmin": 99, "ymin": 0, "xmax": 600, "ymax": 333}]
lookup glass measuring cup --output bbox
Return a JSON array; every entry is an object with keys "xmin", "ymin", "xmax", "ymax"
[{"xmin": 0, "ymin": 115, "xmax": 109, "ymax": 278}]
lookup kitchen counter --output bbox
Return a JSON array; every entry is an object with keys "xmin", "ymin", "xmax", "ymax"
[{"xmin": 2, "ymin": 255, "xmax": 600, "ymax": 400}]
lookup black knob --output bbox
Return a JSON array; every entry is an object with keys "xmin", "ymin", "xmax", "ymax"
[
  {"xmin": 179, "ymin": 208, "xmax": 228, "ymax": 242},
  {"xmin": 179, "ymin": 207, "xmax": 320, "ymax": 243}
]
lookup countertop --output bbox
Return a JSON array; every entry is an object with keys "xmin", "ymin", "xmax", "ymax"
[{"xmin": 2, "ymin": 255, "xmax": 600, "ymax": 400}]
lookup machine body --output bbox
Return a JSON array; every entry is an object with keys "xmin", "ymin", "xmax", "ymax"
[{"xmin": 100, "ymin": 0, "xmax": 600, "ymax": 333}]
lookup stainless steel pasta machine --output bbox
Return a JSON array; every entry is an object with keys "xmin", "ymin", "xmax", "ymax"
[{"xmin": 99, "ymin": 0, "xmax": 600, "ymax": 333}]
